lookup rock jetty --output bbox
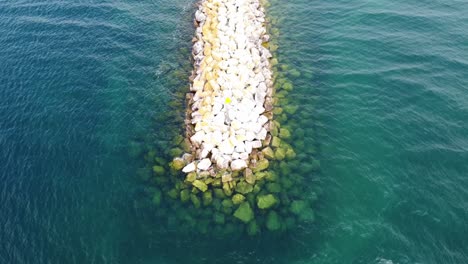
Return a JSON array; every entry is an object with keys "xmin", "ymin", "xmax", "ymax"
[
  {"xmin": 180, "ymin": 0, "xmax": 274, "ymax": 174},
  {"xmin": 134, "ymin": 0, "xmax": 320, "ymax": 236}
]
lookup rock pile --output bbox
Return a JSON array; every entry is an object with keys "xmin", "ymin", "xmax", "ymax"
[
  {"xmin": 135, "ymin": 0, "xmax": 320, "ymax": 236},
  {"xmin": 181, "ymin": 0, "xmax": 274, "ymax": 174}
]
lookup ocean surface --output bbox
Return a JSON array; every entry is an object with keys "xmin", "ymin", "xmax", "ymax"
[{"xmin": 1, "ymin": 0, "xmax": 468, "ymax": 263}]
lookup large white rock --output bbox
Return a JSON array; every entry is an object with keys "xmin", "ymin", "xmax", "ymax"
[
  {"xmin": 195, "ymin": 10, "xmax": 206, "ymax": 22},
  {"xmin": 198, "ymin": 158, "xmax": 212, "ymax": 171},
  {"xmin": 193, "ymin": 41, "xmax": 203, "ymax": 55},
  {"xmin": 231, "ymin": 159, "xmax": 247, "ymax": 171},
  {"xmin": 219, "ymin": 140, "xmax": 235, "ymax": 154},
  {"xmin": 182, "ymin": 162, "xmax": 196, "ymax": 173},
  {"xmin": 191, "ymin": 131, "xmax": 205, "ymax": 145}
]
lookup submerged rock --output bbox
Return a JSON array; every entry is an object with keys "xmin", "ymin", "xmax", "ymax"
[
  {"xmin": 171, "ymin": 157, "xmax": 185, "ymax": 170},
  {"xmin": 235, "ymin": 181, "xmax": 254, "ymax": 194},
  {"xmin": 261, "ymin": 147, "xmax": 275, "ymax": 159},
  {"xmin": 244, "ymin": 168, "xmax": 256, "ymax": 184},
  {"xmin": 257, "ymin": 194, "xmax": 277, "ymax": 209},
  {"xmin": 266, "ymin": 211, "xmax": 281, "ymax": 231},
  {"xmin": 252, "ymin": 159, "xmax": 269, "ymax": 172},
  {"xmin": 193, "ymin": 180, "xmax": 208, "ymax": 192},
  {"xmin": 233, "ymin": 202, "xmax": 254, "ymax": 223},
  {"xmin": 180, "ymin": 189, "xmax": 191, "ymax": 203},
  {"xmin": 232, "ymin": 193, "xmax": 246, "ymax": 205},
  {"xmin": 152, "ymin": 165, "xmax": 165, "ymax": 176},
  {"xmin": 247, "ymin": 220, "xmax": 259, "ymax": 236},
  {"xmin": 290, "ymin": 200, "xmax": 307, "ymax": 215}
]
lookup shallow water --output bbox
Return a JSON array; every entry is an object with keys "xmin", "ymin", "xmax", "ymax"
[{"xmin": 1, "ymin": 0, "xmax": 468, "ymax": 263}]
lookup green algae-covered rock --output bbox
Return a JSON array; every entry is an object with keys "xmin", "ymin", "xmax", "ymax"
[
  {"xmin": 282, "ymin": 81, "xmax": 293, "ymax": 91},
  {"xmin": 285, "ymin": 148, "xmax": 297, "ymax": 160},
  {"xmin": 172, "ymin": 134, "xmax": 184, "ymax": 145},
  {"xmin": 266, "ymin": 211, "xmax": 281, "ymax": 231},
  {"xmin": 299, "ymin": 208, "xmax": 315, "ymax": 222},
  {"xmin": 152, "ymin": 165, "xmax": 165, "ymax": 176},
  {"xmin": 257, "ymin": 194, "xmax": 278, "ymax": 209},
  {"xmin": 214, "ymin": 188, "xmax": 226, "ymax": 199},
  {"xmin": 233, "ymin": 202, "xmax": 254, "ymax": 223},
  {"xmin": 279, "ymin": 128, "xmax": 291, "ymax": 139},
  {"xmin": 193, "ymin": 180, "xmax": 208, "ymax": 192},
  {"xmin": 262, "ymin": 147, "xmax": 275, "ymax": 160},
  {"xmin": 278, "ymin": 113, "xmax": 288, "ymax": 124},
  {"xmin": 154, "ymin": 175, "xmax": 168, "ymax": 186},
  {"xmin": 252, "ymin": 159, "xmax": 269, "ymax": 173},
  {"xmin": 223, "ymin": 183, "xmax": 233, "ymax": 196},
  {"xmin": 185, "ymin": 172, "xmax": 196, "ymax": 182},
  {"xmin": 266, "ymin": 183, "xmax": 282, "ymax": 193},
  {"xmin": 190, "ymin": 194, "xmax": 201, "ymax": 208},
  {"xmin": 170, "ymin": 157, "xmax": 185, "ymax": 170},
  {"xmin": 295, "ymin": 128, "xmax": 305, "ymax": 139},
  {"xmin": 180, "ymin": 139, "xmax": 191, "ymax": 152},
  {"xmin": 154, "ymin": 157, "xmax": 166, "ymax": 166},
  {"xmin": 244, "ymin": 168, "xmax": 256, "ymax": 184},
  {"xmin": 212, "ymin": 198, "xmax": 222, "ymax": 211},
  {"xmin": 212, "ymin": 178, "xmax": 222, "ymax": 187},
  {"xmin": 281, "ymin": 177, "xmax": 294, "ymax": 190},
  {"xmin": 232, "ymin": 194, "xmax": 246, "ymax": 205},
  {"xmin": 235, "ymin": 181, "xmax": 254, "ymax": 194},
  {"xmin": 168, "ymin": 148, "xmax": 183, "ymax": 157},
  {"xmin": 279, "ymin": 161, "xmax": 292, "ymax": 175},
  {"xmin": 202, "ymin": 191, "xmax": 213, "ymax": 206},
  {"xmin": 288, "ymin": 68, "xmax": 301, "ymax": 78},
  {"xmin": 180, "ymin": 189, "xmax": 190, "ymax": 203},
  {"xmin": 290, "ymin": 200, "xmax": 307, "ymax": 215},
  {"xmin": 204, "ymin": 177, "xmax": 215, "ymax": 185},
  {"xmin": 275, "ymin": 148, "xmax": 286, "ymax": 160},
  {"xmin": 247, "ymin": 221, "xmax": 259, "ymax": 236},
  {"xmin": 214, "ymin": 212, "xmax": 225, "ymax": 225},
  {"xmin": 166, "ymin": 190, "xmax": 178, "ymax": 201},
  {"xmin": 152, "ymin": 189, "xmax": 162, "ymax": 206},
  {"xmin": 265, "ymin": 171, "xmax": 278, "ymax": 182},
  {"xmin": 273, "ymin": 107, "xmax": 283, "ymax": 115},
  {"xmin": 253, "ymin": 183, "xmax": 262, "ymax": 194},
  {"xmin": 280, "ymin": 193, "xmax": 291, "ymax": 207},
  {"xmin": 222, "ymin": 199, "xmax": 234, "ymax": 209},
  {"xmin": 270, "ymin": 58, "xmax": 279, "ymax": 66},
  {"xmin": 284, "ymin": 105, "xmax": 299, "ymax": 115},
  {"xmin": 255, "ymin": 171, "xmax": 268, "ymax": 181},
  {"xmin": 270, "ymin": 123, "xmax": 279, "ymax": 137},
  {"xmin": 222, "ymin": 199, "xmax": 234, "ymax": 214},
  {"xmin": 271, "ymin": 137, "xmax": 282, "ymax": 148},
  {"xmin": 191, "ymin": 187, "xmax": 200, "ymax": 195}
]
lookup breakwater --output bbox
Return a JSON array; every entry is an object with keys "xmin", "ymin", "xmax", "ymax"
[
  {"xmin": 181, "ymin": 0, "xmax": 274, "ymax": 173},
  {"xmin": 138, "ymin": 0, "xmax": 320, "ymax": 236}
]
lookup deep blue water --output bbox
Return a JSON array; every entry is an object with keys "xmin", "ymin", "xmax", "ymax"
[{"xmin": 1, "ymin": 0, "xmax": 468, "ymax": 263}]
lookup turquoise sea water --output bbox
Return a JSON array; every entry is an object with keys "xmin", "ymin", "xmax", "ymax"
[{"xmin": 1, "ymin": 0, "xmax": 468, "ymax": 263}]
